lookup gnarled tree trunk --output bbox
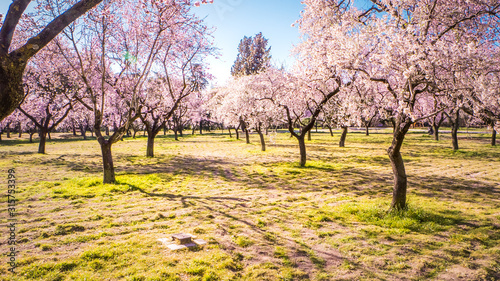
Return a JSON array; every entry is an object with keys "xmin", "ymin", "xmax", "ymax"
[
  {"xmin": 99, "ymin": 141, "xmax": 115, "ymax": 184},
  {"xmin": 339, "ymin": 126, "xmax": 348, "ymax": 147},
  {"xmin": 387, "ymin": 116, "xmax": 412, "ymax": 210},
  {"xmin": 298, "ymin": 135, "xmax": 306, "ymax": 167},
  {"xmin": 492, "ymin": 129, "xmax": 496, "ymax": 146}
]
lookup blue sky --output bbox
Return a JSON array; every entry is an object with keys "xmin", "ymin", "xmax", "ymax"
[
  {"xmin": 192, "ymin": 0, "xmax": 305, "ymax": 85},
  {"xmin": 1, "ymin": 1, "xmax": 373, "ymax": 85},
  {"xmin": 0, "ymin": 1, "xmax": 304, "ymax": 86}
]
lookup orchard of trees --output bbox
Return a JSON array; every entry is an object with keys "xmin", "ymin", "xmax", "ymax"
[{"xmin": 0, "ymin": 0, "xmax": 499, "ymax": 212}]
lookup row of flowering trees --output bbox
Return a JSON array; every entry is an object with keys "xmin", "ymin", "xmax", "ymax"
[
  {"xmin": 208, "ymin": 0, "xmax": 500, "ymax": 210},
  {"xmin": 0, "ymin": 0, "xmax": 215, "ymax": 184}
]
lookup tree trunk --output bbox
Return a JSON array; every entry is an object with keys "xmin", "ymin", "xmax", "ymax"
[
  {"xmin": 298, "ymin": 135, "xmax": 307, "ymax": 167},
  {"xmin": 451, "ymin": 121, "xmax": 459, "ymax": 151},
  {"xmin": 492, "ymin": 129, "xmax": 497, "ymax": 146},
  {"xmin": 72, "ymin": 124, "xmax": 77, "ymax": 136},
  {"xmin": 18, "ymin": 123, "xmax": 22, "ymax": 138},
  {"xmin": 174, "ymin": 129, "xmax": 178, "ymax": 141},
  {"xmin": 339, "ymin": 126, "xmax": 348, "ymax": 147},
  {"xmin": 433, "ymin": 124, "xmax": 439, "ymax": 141},
  {"xmin": 38, "ymin": 128, "xmax": 48, "ymax": 154},
  {"xmin": 133, "ymin": 130, "xmax": 137, "ymax": 138},
  {"xmin": 258, "ymin": 130, "xmax": 265, "ymax": 151},
  {"xmin": 29, "ymin": 132, "xmax": 34, "ymax": 143},
  {"xmin": 235, "ymin": 128, "xmax": 239, "ymax": 140},
  {"xmin": 387, "ymin": 115, "xmax": 413, "ymax": 210},
  {"xmin": 179, "ymin": 127, "xmax": 183, "ymax": 137},
  {"xmin": 228, "ymin": 128, "xmax": 232, "ymax": 138},
  {"xmin": 307, "ymin": 129, "xmax": 311, "ymax": 141},
  {"xmin": 48, "ymin": 132, "xmax": 51, "ymax": 140},
  {"xmin": 388, "ymin": 144, "xmax": 407, "ymax": 210},
  {"xmin": 245, "ymin": 129, "xmax": 250, "ymax": 144},
  {"xmin": 100, "ymin": 142, "xmax": 115, "ymax": 184},
  {"xmin": 105, "ymin": 126, "xmax": 109, "ymax": 136},
  {"xmin": 146, "ymin": 133, "xmax": 156, "ymax": 157},
  {"xmin": 6, "ymin": 125, "xmax": 10, "ymax": 138},
  {"xmin": 199, "ymin": 120, "xmax": 203, "ymax": 135},
  {"xmin": 80, "ymin": 125, "xmax": 87, "ymax": 140},
  {"xmin": 328, "ymin": 126, "xmax": 333, "ymax": 137},
  {"xmin": 192, "ymin": 126, "xmax": 196, "ymax": 135},
  {"xmin": 365, "ymin": 125, "xmax": 369, "ymax": 136},
  {"xmin": 0, "ymin": 61, "xmax": 26, "ymax": 122}
]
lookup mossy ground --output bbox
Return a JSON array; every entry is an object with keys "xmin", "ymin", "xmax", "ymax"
[{"xmin": 0, "ymin": 128, "xmax": 499, "ymax": 280}]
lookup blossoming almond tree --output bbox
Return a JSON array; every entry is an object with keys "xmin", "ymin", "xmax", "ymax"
[
  {"xmin": 0, "ymin": 0, "xmax": 106, "ymax": 122},
  {"xmin": 56, "ymin": 0, "xmax": 213, "ymax": 183},
  {"xmin": 298, "ymin": 0, "xmax": 500, "ymax": 210}
]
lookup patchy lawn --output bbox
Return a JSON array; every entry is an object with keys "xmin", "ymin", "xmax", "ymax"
[{"xmin": 0, "ymin": 128, "xmax": 499, "ymax": 280}]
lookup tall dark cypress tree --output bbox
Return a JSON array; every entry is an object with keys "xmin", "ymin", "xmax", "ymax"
[{"xmin": 231, "ymin": 32, "xmax": 271, "ymax": 77}]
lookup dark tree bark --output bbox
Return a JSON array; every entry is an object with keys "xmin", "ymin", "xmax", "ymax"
[
  {"xmin": 0, "ymin": 0, "xmax": 105, "ymax": 122},
  {"xmin": 245, "ymin": 129, "xmax": 250, "ymax": 144},
  {"xmin": 199, "ymin": 120, "xmax": 203, "ymax": 135},
  {"xmin": 365, "ymin": 125, "xmax": 370, "ymax": 136},
  {"xmin": 387, "ymin": 115, "xmax": 413, "ymax": 210},
  {"xmin": 6, "ymin": 124, "xmax": 10, "ymax": 138},
  {"xmin": 235, "ymin": 127, "xmax": 240, "ymax": 140},
  {"xmin": 18, "ymin": 122, "xmax": 22, "ymax": 137},
  {"xmin": 307, "ymin": 129, "xmax": 311, "ymax": 141},
  {"xmin": 339, "ymin": 126, "xmax": 348, "ymax": 147},
  {"xmin": 72, "ymin": 123, "xmax": 77, "ymax": 136},
  {"xmin": 81, "ymin": 124, "xmax": 87, "ymax": 140},
  {"xmin": 228, "ymin": 127, "xmax": 232, "ymax": 138},
  {"xmin": 446, "ymin": 109, "xmax": 460, "ymax": 150},
  {"xmin": 38, "ymin": 128, "xmax": 48, "ymax": 154},
  {"xmin": 105, "ymin": 126, "xmax": 109, "ymax": 136},
  {"xmin": 174, "ymin": 129, "xmax": 178, "ymax": 141},
  {"xmin": 256, "ymin": 124, "xmax": 266, "ymax": 151},
  {"xmin": 327, "ymin": 125, "xmax": 333, "ymax": 137},
  {"xmin": 298, "ymin": 135, "xmax": 306, "ymax": 167},
  {"xmin": 99, "ymin": 141, "xmax": 114, "ymax": 184},
  {"xmin": 492, "ymin": 129, "xmax": 497, "ymax": 146},
  {"xmin": 47, "ymin": 132, "xmax": 51, "ymax": 140}
]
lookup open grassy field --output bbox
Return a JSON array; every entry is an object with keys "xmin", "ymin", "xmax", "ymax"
[{"xmin": 1, "ymin": 128, "xmax": 499, "ymax": 281}]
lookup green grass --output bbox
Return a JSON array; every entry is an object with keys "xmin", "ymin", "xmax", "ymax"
[{"xmin": 0, "ymin": 128, "xmax": 499, "ymax": 280}]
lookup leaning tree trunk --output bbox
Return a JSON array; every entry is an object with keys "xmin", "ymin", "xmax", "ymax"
[
  {"xmin": 451, "ymin": 120, "xmax": 459, "ymax": 151},
  {"xmin": 297, "ymin": 135, "xmax": 307, "ymax": 167},
  {"xmin": 387, "ymin": 116, "xmax": 412, "ymax": 210},
  {"xmin": 432, "ymin": 124, "xmax": 439, "ymax": 141},
  {"xmin": 99, "ymin": 141, "xmax": 115, "ymax": 184},
  {"xmin": 245, "ymin": 129, "xmax": 250, "ymax": 144},
  {"xmin": 492, "ymin": 129, "xmax": 496, "ymax": 146},
  {"xmin": 328, "ymin": 126, "xmax": 333, "ymax": 137},
  {"xmin": 228, "ymin": 128, "xmax": 232, "ymax": 138},
  {"xmin": 48, "ymin": 132, "xmax": 51, "ymax": 140},
  {"xmin": 0, "ymin": 61, "xmax": 26, "ymax": 122},
  {"xmin": 257, "ymin": 129, "xmax": 266, "ymax": 151},
  {"xmin": 339, "ymin": 126, "xmax": 348, "ymax": 147},
  {"xmin": 365, "ymin": 125, "xmax": 370, "ymax": 136},
  {"xmin": 38, "ymin": 128, "xmax": 48, "ymax": 154}
]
